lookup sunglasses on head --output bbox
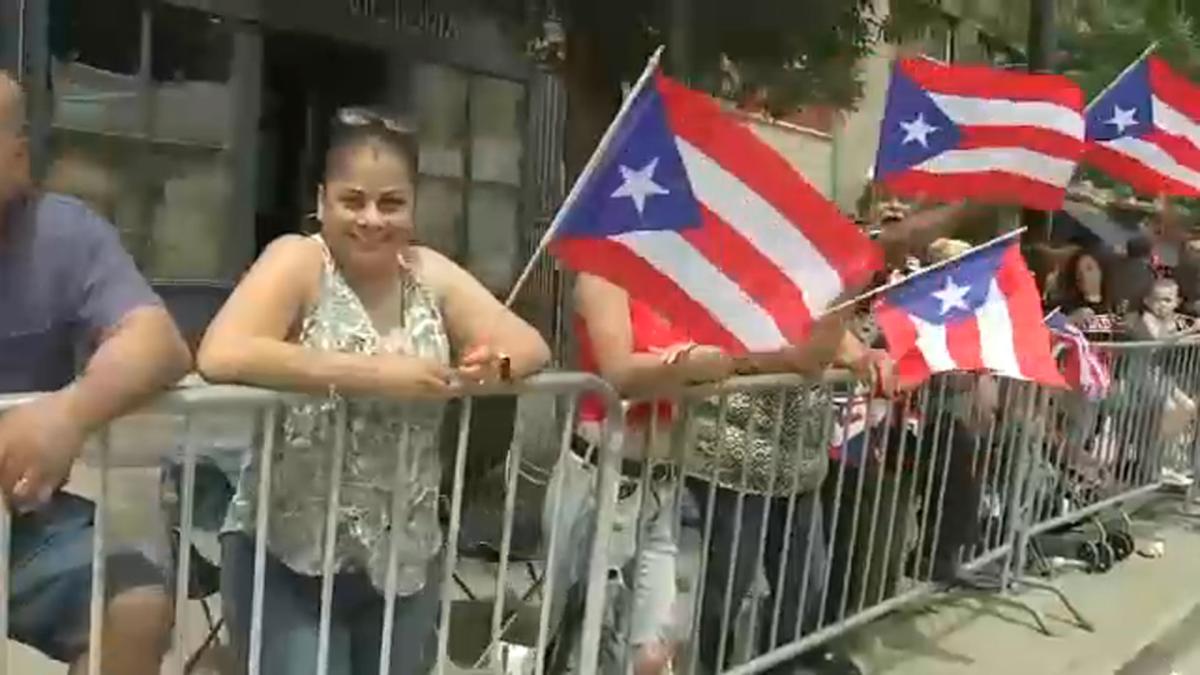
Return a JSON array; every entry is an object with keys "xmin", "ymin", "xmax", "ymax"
[{"xmin": 335, "ymin": 107, "xmax": 413, "ymax": 135}]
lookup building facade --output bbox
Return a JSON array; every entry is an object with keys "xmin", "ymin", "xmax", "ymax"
[{"xmin": 0, "ymin": 0, "xmax": 565, "ymax": 308}]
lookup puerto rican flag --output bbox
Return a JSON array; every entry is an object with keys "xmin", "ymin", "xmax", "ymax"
[
  {"xmin": 875, "ymin": 59, "xmax": 1086, "ymax": 211},
  {"xmin": 1046, "ymin": 309, "xmax": 1112, "ymax": 400},
  {"xmin": 549, "ymin": 67, "xmax": 882, "ymax": 354},
  {"xmin": 1085, "ymin": 54, "xmax": 1200, "ymax": 196},
  {"xmin": 875, "ymin": 232, "xmax": 1065, "ymax": 388}
]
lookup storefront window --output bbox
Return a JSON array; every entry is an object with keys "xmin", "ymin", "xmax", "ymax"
[
  {"xmin": 45, "ymin": 1, "xmax": 237, "ymax": 280},
  {"xmin": 411, "ymin": 64, "xmax": 526, "ymax": 292}
]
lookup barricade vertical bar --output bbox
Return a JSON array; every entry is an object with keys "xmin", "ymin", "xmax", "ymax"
[
  {"xmin": 577, "ymin": 392, "xmax": 625, "ymax": 675},
  {"xmin": 316, "ymin": 403, "xmax": 348, "ymax": 675},
  {"xmin": 87, "ymin": 427, "xmax": 110, "ymax": 675},
  {"xmin": 249, "ymin": 405, "xmax": 278, "ymax": 675},
  {"xmin": 924, "ymin": 389, "xmax": 962, "ymax": 582},
  {"xmin": 857, "ymin": 392, "xmax": 896, "ymax": 611},
  {"xmin": 488, "ymin": 399, "xmax": 525, "ymax": 673},
  {"xmin": 984, "ymin": 382, "xmax": 1020, "ymax": 554},
  {"xmin": 1013, "ymin": 388, "xmax": 1051, "ymax": 580},
  {"xmin": 378, "ymin": 415, "xmax": 412, "ymax": 675},
  {"xmin": 912, "ymin": 377, "xmax": 951, "ymax": 584},
  {"xmin": 817, "ymin": 390, "xmax": 858, "ymax": 630},
  {"xmin": 686, "ymin": 395, "xmax": 728, "ymax": 672},
  {"xmin": 618, "ymin": 410, "xmax": 655, "ymax": 675},
  {"xmin": 774, "ymin": 386, "xmax": 821, "ymax": 646},
  {"xmin": 1000, "ymin": 384, "xmax": 1037, "ymax": 592},
  {"xmin": 174, "ymin": 416, "xmax": 199, "ymax": 674},
  {"xmin": 876, "ymin": 392, "xmax": 916, "ymax": 605},
  {"xmin": 749, "ymin": 391, "xmax": 788, "ymax": 652},
  {"xmin": 836, "ymin": 386, "xmax": 876, "ymax": 621},
  {"xmin": 534, "ymin": 395, "xmax": 577, "ymax": 675},
  {"xmin": 968, "ymin": 399, "xmax": 999, "ymax": 563},
  {"xmin": 715, "ymin": 409, "xmax": 752, "ymax": 671},
  {"xmin": 437, "ymin": 398, "xmax": 474, "ymax": 675}
]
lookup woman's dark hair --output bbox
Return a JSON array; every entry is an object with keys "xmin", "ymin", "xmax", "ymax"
[
  {"xmin": 1055, "ymin": 248, "xmax": 1108, "ymax": 310},
  {"xmin": 324, "ymin": 107, "xmax": 419, "ymax": 182}
]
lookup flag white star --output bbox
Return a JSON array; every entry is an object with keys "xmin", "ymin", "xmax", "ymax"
[
  {"xmin": 1105, "ymin": 105, "xmax": 1139, "ymax": 135},
  {"xmin": 932, "ymin": 277, "xmax": 971, "ymax": 315},
  {"xmin": 611, "ymin": 158, "xmax": 670, "ymax": 215},
  {"xmin": 900, "ymin": 113, "xmax": 939, "ymax": 148}
]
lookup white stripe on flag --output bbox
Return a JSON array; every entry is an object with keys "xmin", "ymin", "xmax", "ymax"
[
  {"xmin": 1153, "ymin": 96, "xmax": 1200, "ymax": 154},
  {"xmin": 914, "ymin": 148, "xmax": 1076, "ymax": 187},
  {"xmin": 977, "ymin": 280, "xmax": 1022, "ymax": 377},
  {"xmin": 612, "ymin": 229, "xmax": 787, "ymax": 351},
  {"xmin": 674, "ymin": 138, "xmax": 844, "ymax": 311},
  {"xmin": 909, "ymin": 316, "xmax": 957, "ymax": 374},
  {"xmin": 930, "ymin": 93, "xmax": 1084, "ymax": 139},
  {"xmin": 1101, "ymin": 136, "xmax": 1200, "ymax": 190}
]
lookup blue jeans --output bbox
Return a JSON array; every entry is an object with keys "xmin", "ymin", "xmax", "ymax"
[
  {"xmin": 220, "ymin": 532, "xmax": 441, "ymax": 675},
  {"xmin": 11, "ymin": 491, "xmax": 166, "ymax": 662}
]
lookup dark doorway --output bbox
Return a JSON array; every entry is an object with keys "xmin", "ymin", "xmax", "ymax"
[{"xmin": 255, "ymin": 31, "xmax": 387, "ymax": 255}]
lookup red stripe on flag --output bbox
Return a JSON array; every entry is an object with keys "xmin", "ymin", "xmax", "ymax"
[
  {"xmin": 884, "ymin": 169, "xmax": 1068, "ymax": 211},
  {"xmin": 946, "ymin": 316, "xmax": 984, "ymax": 372},
  {"xmin": 1143, "ymin": 130, "xmax": 1200, "ymax": 175},
  {"xmin": 1085, "ymin": 143, "xmax": 1200, "ymax": 197},
  {"xmin": 899, "ymin": 59, "xmax": 1084, "ymax": 110},
  {"xmin": 551, "ymin": 237, "xmax": 745, "ymax": 353},
  {"xmin": 958, "ymin": 126, "xmax": 1085, "ymax": 161},
  {"xmin": 875, "ymin": 301, "xmax": 934, "ymax": 389},
  {"xmin": 1149, "ymin": 56, "xmax": 1200, "ymax": 124},
  {"xmin": 655, "ymin": 75, "xmax": 882, "ymax": 292},
  {"xmin": 680, "ymin": 207, "xmax": 815, "ymax": 344},
  {"xmin": 995, "ymin": 245, "xmax": 1065, "ymax": 387}
]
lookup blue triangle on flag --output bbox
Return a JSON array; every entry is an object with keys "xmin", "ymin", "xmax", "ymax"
[
  {"xmin": 556, "ymin": 82, "xmax": 702, "ymax": 240},
  {"xmin": 1087, "ymin": 59, "xmax": 1153, "ymax": 142},
  {"xmin": 875, "ymin": 65, "xmax": 961, "ymax": 177},
  {"xmin": 885, "ymin": 238, "xmax": 1011, "ymax": 325}
]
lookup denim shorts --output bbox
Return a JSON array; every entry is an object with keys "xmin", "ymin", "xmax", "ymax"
[
  {"xmin": 10, "ymin": 491, "xmax": 166, "ymax": 663},
  {"xmin": 220, "ymin": 532, "xmax": 441, "ymax": 675}
]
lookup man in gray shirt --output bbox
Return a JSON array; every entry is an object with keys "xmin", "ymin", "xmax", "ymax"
[{"xmin": 0, "ymin": 71, "xmax": 191, "ymax": 673}]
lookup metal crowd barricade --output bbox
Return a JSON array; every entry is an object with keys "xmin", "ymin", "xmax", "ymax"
[
  {"xmin": 1013, "ymin": 337, "xmax": 1200, "ymax": 584},
  {"xmin": 0, "ymin": 372, "xmax": 624, "ymax": 675}
]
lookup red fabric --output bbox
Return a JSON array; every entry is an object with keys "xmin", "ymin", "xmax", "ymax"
[{"xmin": 578, "ymin": 297, "xmax": 692, "ymax": 424}]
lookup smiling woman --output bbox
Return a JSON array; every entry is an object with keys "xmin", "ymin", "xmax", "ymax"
[{"xmin": 195, "ymin": 107, "xmax": 549, "ymax": 675}]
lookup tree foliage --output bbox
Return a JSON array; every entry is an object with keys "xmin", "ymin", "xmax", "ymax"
[
  {"xmin": 1058, "ymin": 0, "xmax": 1200, "ymax": 99},
  {"xmin": 510, "ymin": 0, "xmax": 882, "ymax": 112}
]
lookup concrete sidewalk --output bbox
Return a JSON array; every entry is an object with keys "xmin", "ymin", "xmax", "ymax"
[{"xmin": 838, "ymin": 495, "xmax": 1200, "ymax": 675}]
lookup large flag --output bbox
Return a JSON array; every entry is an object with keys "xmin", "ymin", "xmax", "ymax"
[
  {"xmin": 875, "ymin": 59, "xmax": 1086, "ymax": 211},
  {"xmin": 549, "ymin": 62, "xmax": 883, "ymax": 354},
  {"xmin": 1046, "ymin": 309, "xmax": 1112, "ymax": 400},
  {"xmin": 875, "ymin": 232, "xmax": 1065, "ymax": 388},
  {"xmin": 1085, "ymin": 54, "xmax": 1200, "ymax": 196}
]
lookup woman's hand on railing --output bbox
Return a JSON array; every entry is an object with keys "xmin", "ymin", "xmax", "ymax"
[
  {"xmin": 848, "ymin": 349, "xmax": 898, "ymax": 397},
  {"xmin": 674, "ymin": 345, "xmax": 737, "ymax": 384},
  {"xmin": 457, "ymin": 345, "xmax": 513, "ymax": 386},
  {"xmin": 372, "ymin": 354, "xmax": 457, "ymax": 398},
  {"xmin": 0, "ymin": 393, "xmax": 87, "ymax": 510}
]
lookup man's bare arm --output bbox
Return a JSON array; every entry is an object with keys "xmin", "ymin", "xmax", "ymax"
[{"xmin": 61, "ymin": 306, "xmax": 191, "ymax": 433}]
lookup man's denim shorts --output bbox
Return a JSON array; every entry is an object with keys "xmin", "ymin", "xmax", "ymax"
[{"xmin": 9, "ymin": 491, "xmax": 166, "ymax": 663}]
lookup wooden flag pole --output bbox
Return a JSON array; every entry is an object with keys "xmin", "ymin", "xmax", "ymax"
[
  {"xmin": 818, "ymin": 227, "xmax": 1028, "ymax": 318},
  {"xmin": 503, "ymin": 45, "xmax": 667, "ymax": 309}
]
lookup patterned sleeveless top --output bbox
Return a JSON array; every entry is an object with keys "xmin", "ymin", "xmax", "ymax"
[{"xmin": 225, "ymin": 236, "xmax": 452, "ymax": 596}]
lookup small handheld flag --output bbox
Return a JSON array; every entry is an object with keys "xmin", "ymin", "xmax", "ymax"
[
  {"xmin": 875, "ymin": 232, "xmax": 1065, "ymax": 388},
  {"xmin": 1086, "ymin": 52, "xmax": 1200, "ymax": 197},
  {"xmin": 875, "ymin": 59, "xmax": 1086, "ymax": 211},
  {"xmin": 1046, "ymin": 309, "xmax": 1112, "ymax": 400},
  {"xmin": 547, "ymin": 53, "xmax": 883, "ymax": 354}
]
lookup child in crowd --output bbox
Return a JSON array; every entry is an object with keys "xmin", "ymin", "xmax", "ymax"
[{"xmin": 1130, "ymin": 278, "xmax": 1197, "ymax": 341}]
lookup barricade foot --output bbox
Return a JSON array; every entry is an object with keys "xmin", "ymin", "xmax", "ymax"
[{"xmin": 1014, "ymin": 576, "xmax": 1095, "ymax": 633}]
